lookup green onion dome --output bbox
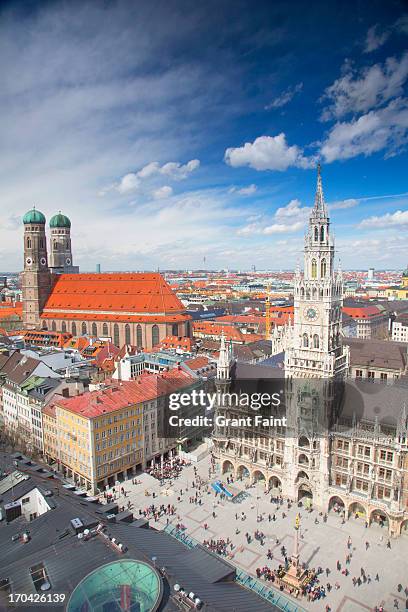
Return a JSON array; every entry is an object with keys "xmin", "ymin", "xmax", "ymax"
[
  {"xmin": 23, "ymin": 207, "xmax": 46, "ymax": 225},
  {"xmin": 50, "ymin": 211, "xmax": 71, "ymax": 228}
]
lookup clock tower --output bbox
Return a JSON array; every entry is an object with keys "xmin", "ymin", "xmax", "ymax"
[
  {"xmin": 283, "ymin": 165, "xmax": 349, "ymax": 507},
  {"xmin": 285, "ymin": 164, "xmax": 348, "ymax": 379}
]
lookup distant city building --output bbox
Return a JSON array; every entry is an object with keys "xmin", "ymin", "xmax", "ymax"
[
  {"xmin": 392, "ymin": 315, "xmax": 408, "ymax": 343},
  {"xmin": 342, "ymin": 304, "xmax": 389, "ymax": 340},
  {"xmin": 385, "ymin": 266, "xmax": 408, "ymax": 300}
]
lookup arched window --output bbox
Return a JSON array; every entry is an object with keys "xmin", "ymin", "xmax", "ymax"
[
  {"xmin": 102, "ymin": 323, "xmax": 108, "ymax": 337},
  {"xmin": 312, "ymin": 287, "xmax": 317, "ymax": 298},
  {"xmin": 152, "ymin": 324, "xmax": 159, "ymax": 347},
  {"xmin": 39, "ymin": 238, "xmax": 44, "ymax": 249},
  {"xmin": 72, "ymin": 322, "xmax": 77, "ymax": 336},
  {"xmin": 303, "ymin": 333, "xmax": 309, "ymax": 347},
  {"xmin": 314, "ymin": 227, "xmax": 318, "ymax": 241},
  {"xmin": 81, "ymin": 322, "xmax": 87, "ymax": 336},
  {"xmin": 113, "ymin": 323, "xmax": 120, "ymax": 347},
  {"xmin": 92, "ymin": 322, "xmax": 97, "ymax": 337},
  {"xmin": 136, "ymin": 324, "xmax": 142, "ymax": 348},
  {"xmin": 321, "ymin": 258, "xmax": 327, "ymax": 278},
  {"xmin": 172, "ymin": 323, "xmax": 178, "ymax": 336},
  {"xmin": 125, "ymin": 324, "xmax": 131, "ymax": 345},
  {"xmin": 320, "ymin": 226, "xmax": 325, "ymax": 242},
  {"xmin": 26, "ymin": 238, "xmax": 31, "ymax": 249},
  {"xmin": 313, "ymin": 334, "xmax": 319, "ymax": 349},
  {"xmin": 306, "ymin": 289, "xmax": 310, "ymax": 300},
  {"xmin": 311, "ymin": 259, "xmax": 317, "ymax": 279},
  {"xmin": 51, "ymin": 321, "xmax": 57, "ymax": 331},
  {"xmin": 300, "ymin": 287, "xmax": 305, "ymax": 298},
  {"xmin": 54, "ymin": 240, "xmax": 58, "ymax": 250},
  {"xmin": 61, "ymin": 321, "xmax": 66, "ymax": 333}
]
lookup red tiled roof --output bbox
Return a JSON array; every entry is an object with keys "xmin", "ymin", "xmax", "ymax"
[
  {"xmin": 94, "ymin": 342, "xmax": 121, "ymax": 366},
  {"xmin": 43, "ymin": 403, "xmax": 57, "ymax": 419},
  {"xmin": 184, "ymin": 356, "xmax": 211, "ymax": 370},
  {"xmin": 158, "ymin": 336, "xmax": 193, "ymax": 351},
  {"xmin": 21, "ymin": 329, "xmax": 72, "ymax": 347},
  {"xmin": 193, "ymin": 321, "xmax": 244, "ymax": 342},
  {"xmin": 63, "ymin": 337, "xmax": 90, "ymax": 351},
  {"xmin": 41, "ymin": 273, "xmax": 187, "ymax": 320},
  {"xmin": 55, "ymin": 369, "xmax": 194, "ymax": 418},
  {"xmin": 0, "ymin": 302, "xmax": 23, "ymax": 320},
  {"xmin": 343, "ymin": 306, "xmax": 381, "ymax": 319}
]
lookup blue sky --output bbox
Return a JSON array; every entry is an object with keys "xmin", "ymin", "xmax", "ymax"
[{"xmin": 0, "ymin": 0, "xmax": 407, "ymax": 271}]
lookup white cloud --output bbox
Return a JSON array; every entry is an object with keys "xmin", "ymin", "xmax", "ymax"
[
  {"xmin": 225, "ymin": 134, "xmax": 313, "ymax": 172},
  {"xmin": 263, "ymin": 221, "xmax": 303, "ymax": 234},
  {"xmin": 265, "ymin": 82, "xmax": 303, "ymax": 109},
  {"xmin": 137, "ymin": 162, "xmax": 160, "ymax": 179},
  {"xmin": 152, "ymin": 185, "xmax": 173, "ymax": 199},
  {"xmin": 229, "ymin": 184, "xmax": 257, "ymax": 196},
  {"xmin": 275, "ymin": 198, "xmax": 310, "ymax": 219},
  {"xmin": 320, "ymin": 98, "xmax": 408, "ymax": 162},
  {"xmin": 359, "ymin": 209, "xmax": 408, "ymax": 228},
  {"xmin": 329, "ymin": 198, "xmax": 359, "ymax": 210},
  {"xmin": 117, "ymin": 173, "xmax": 140, "ymax": 194},
  {"xmin": 113, "ymin": 158, "xmax": 200, "ymax": 194},
  {"xmin": 364, "ymin": 25, "xmax": 390, "ymax": 53},
  {"xmin": 237, "ymin": 198, "xmax": 308, "ymax": 236},
  {"xmin": 320, "ymin": 52, "xmax": 408, "ymax": 120},
  {"xmin": 160, "ymin": 159, "xmax": 200, "ymax": 180}
]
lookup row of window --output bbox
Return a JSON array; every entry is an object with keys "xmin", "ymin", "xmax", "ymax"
[{"xmin": 336, "ymin": 440, "xmax": 394, "ymax": 462}]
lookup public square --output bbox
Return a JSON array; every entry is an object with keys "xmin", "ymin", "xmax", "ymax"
[{"xmin": 104, "ymin": 454, "xmax": 408, "ymax": 612}]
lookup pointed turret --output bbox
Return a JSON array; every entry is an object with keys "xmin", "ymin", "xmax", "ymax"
[
  {"xmin": 312, "ymin": 163, "xmax": 328, "ymax": 218},
  {"xmin": 217, "ymin": 331, "xmax": 231, "ymax": 381}
]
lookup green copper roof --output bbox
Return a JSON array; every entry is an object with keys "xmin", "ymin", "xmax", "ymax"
[
  {"xmin": 67, "ymin": 560, "xmax": 162, "ymax": 612},
  {"xmin": 50, "ymin": 212, "xmax": 71, "ymax": 228},
  {"xmin": 23, "ymin": 208, "xmax": 46, "ymax": 225},
  {"xmin": 403, "ymin": 266, "xmax": 408, "ymax": 277}
]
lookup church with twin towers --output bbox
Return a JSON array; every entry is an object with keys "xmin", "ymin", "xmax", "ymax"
[
  {"xmin": 213, "ymin": 166, "xmax": 408, "ymax": 538},
  {"xmin": 20, "ymin": 209, "xmax": 191, "ymax": 348}
]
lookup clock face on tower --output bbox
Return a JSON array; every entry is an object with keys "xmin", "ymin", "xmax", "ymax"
[{"xmin": 304, "ymin": 306, "xmax": 318, "ymax": 322}]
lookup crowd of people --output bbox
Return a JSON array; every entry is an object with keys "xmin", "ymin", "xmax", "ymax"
[
  {"xmin": 137, "ymin": 502, "xmax": 177, "ymax": 522},
  {"xmin": 203, "ymin": 537, "xmax": 233, "ymax": 556},
  {"xmin": 145, "ymin": 456, "xmax": 190, "ymax": 482}
]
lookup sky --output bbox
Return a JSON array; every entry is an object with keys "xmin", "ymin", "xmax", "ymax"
[{"xmin": 0, "ymin": 0, "xmax": 407, "ymax": 272}]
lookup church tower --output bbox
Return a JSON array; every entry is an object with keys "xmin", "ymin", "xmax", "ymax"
[
  {"xmin": 283, "ymin": 165, "xmax": 349, "ymax": 506},
  {"xmin": 285, "ymin": 164, "xmax": 348, "ymax": 379},
  {"xmin": 21, "ymin": 207, "xmax": 52, "ymax": 329},
  {"xmin": 49, "ymin": 212, "xmax": 79, "ymax": 274}
]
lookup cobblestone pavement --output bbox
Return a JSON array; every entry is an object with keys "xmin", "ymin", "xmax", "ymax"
[{"xmin": 106, "ymin": 455, "xmax": 408, "ymax": 612}]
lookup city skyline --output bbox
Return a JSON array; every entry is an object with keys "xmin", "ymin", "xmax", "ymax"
[{"xmin": 0, "ymin": 0, "xmax": 407, "ymax": 271}]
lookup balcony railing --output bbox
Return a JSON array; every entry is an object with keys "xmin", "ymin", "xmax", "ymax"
[{"xmin": 163, "ymin": 525, "xmax": 306, "ymax": 612}]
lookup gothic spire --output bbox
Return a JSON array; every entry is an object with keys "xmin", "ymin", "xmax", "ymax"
[
  {"xmin": 217, "ymin": 330, "xmax": 230, "ymax": 380},
  {"xmin": 313, "ymin": 163, "xmax": 328, "ymax": 218}
]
